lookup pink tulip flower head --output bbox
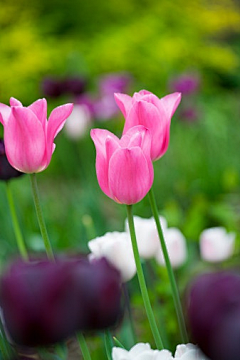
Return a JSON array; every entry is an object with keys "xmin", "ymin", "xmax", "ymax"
[
  {"xmin": 91, "ymin": 125, "xmax": 154, "ymax": 204},
  {"xmin": 114, "ymin": 90, "xmax": 181, "ymax": 161},
  {"xmin": 0, "ymin": 98, "xmax": 73, "ymax": 173}
]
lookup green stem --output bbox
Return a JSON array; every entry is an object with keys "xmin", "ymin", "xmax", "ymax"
[
  {"xmin": 123, "ymin": 284, "xmax": 137, "ymax": 344},
  {"xmin": 148, "ymin": 187, "xmax": 188, "ymax": 343},
  {"xmin": 5, "ymin": 182, "xmax": 28, "ymax": 261},
  {"xmin": 104, "ymin": 330, "xmax": 113, "ymax": 360},
  {"xmin": 126, "ymin": 205, "xmax": 164, "ymax": 350},
  {"xmin": 29, "ymin": 173, "xmax": 54, "ymax": 260},
  {"xmin": 77, "ymin": 333, "xmax": 91, "ymax": 360}
]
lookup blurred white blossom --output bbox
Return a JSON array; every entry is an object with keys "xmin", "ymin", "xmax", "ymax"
[
  {"xmin": 88, "ymin": 231, "xmax": 136, "ymax": 282},
  {"xmin": 199, "ymin": 227, "xmax": 235, "ymax": 262},
  {"xmin": 155, "ymin": 228, "xmax": 187, "ymax": 268},
  {"xmin": 175, "ymin": 343, "xmax": 209, "ymax": 359},
  {"xmin": 125, "ymin": 216, "xmax": 168, "ymax": 259},
  {"xmin": 64, "ymin": 104, "xmax": 91, "ymax": 139},
  {"xmin": 112, "ymin": 343, "xmax": 173, "ymax": 360}
]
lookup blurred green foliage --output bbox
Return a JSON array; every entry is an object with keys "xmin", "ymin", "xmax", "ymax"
[{"xmin": 1, "ymin": 0, "xmax": 240, "ymax": 102}]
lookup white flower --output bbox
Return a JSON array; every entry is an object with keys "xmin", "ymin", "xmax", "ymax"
[
  {"xmin": 155, "ymin": 228, "xmax": 187, "ymax": 268},
  {"xmin": 112, "ymin": 343, "xmax": 173, "ymax": 360},
  {"xmin": 64, "ymin": 104, "xmax": 91, "ymax": 139},
  {"xmin": 175, "ymin": 343, "xmax": 209, "ymax": 359},
  {"xmin": 88, "ymin": 231, "xmax": 136, "ymax": 282},
  {"xmin": 199, "ymin": 227, "xmax": 235, "ymax": 262},
  {"xmin": 125, "ymin": 216, "xmax": 168, "ymax": 259}
]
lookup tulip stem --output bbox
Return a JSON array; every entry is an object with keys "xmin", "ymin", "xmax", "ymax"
[
  {"xmin": 77, "ymin": 333, "xmax": 92, "ymax": 360},
  {"xmin": 104, "ymin": 330, "xmax": 113, "ymax": 360},
  {"xmin": 5, "ymin": 182, "xmax": 29, "ymax": 261},
  {"xmin": 148, "ymin": 187, "xmax": 188, "ymax": 343},
  {"xmin": 126, "ymin": 204, "xmax": 164, "ymax": 350},
  {"xmin": 123, "ymin": 284, "xmax": 137, "ymax": 344},
  {"xmin": 30, "ymin": 173, "xmax": 54, "ymax": 261}
]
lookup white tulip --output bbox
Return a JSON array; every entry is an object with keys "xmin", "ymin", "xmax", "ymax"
[
  {"xmin": 175, "ymin": 343, "xmax": 209, "ymax": 359},
  {"xmin": 125, "ymin": 216, "xmax": 168, "ymax": 259},
  {"xmin": 88, "ymin": 231, "xmax": 136, "ymax": 282},
  {"xmin": 112, "ymin": 343, "xmax": 173, "ymax": 360},
  {"xmin": 199, "ymin": 227, "xmax": 235, "ymax": 262},
  {"xmin": 155, "ymin": 228, "xmax": 187, "ymax": 268},
  {"xmin": 64, "ymin": 104, "xmax": 91, "ymax": 139}
]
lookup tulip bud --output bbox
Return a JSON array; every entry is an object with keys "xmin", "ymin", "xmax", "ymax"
[
  {"xmin": 114, "ymin": 90, "xmax": 181, "ymax": 161},
  {"xmin": 91, "ymin": 125, "xmax": 154, "ymax": 204},
  {"xmin": 0, "ymin": 257, "xmax": 122, "ymax": 347},
  {"xmin": 0, "ymin": 98, "xmax": 73, "ymax": 173},
  {"xmin": 187, "ymin": 271, "xmax": 240, "ymax": 360},
  {"xmin": 88, "ymin": 231, "xmax": 136, "ymax": 282}
]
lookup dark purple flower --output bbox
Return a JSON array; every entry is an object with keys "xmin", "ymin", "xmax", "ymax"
[
  {"xmin": 187, "ymin": 271, "xmax": 240, "ymax": 360},
  {"xmin": 169, "ymin": 73, "xmax": 200, "ymax": 95},
  {"xmin": 0, "ymin": 257, "xmax": 122, "ymax": 347},
  {"xmin": 0, "ymin": 140, "xmax": 24, "ymax": 181},
  {"xmin": 41, "ymin": 77, "xmax": 65, "ymax": 98},
  {"xmin": 63, "ymin": 77, "xmax": 87, "ymax": 96}
]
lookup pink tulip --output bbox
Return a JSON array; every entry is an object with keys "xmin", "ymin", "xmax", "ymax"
[
  {"xmin": 0, "ymin": 97, "xmax": 73, "ymax": 173},
  {"xmin": 91, "ymin": 125, "xmax": 153, "ymax": 204},
  {"xmin": 114, "ymin": 90, "xmax": 181, "ymax": 161}
]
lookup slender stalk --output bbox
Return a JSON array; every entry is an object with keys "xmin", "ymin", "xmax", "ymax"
[
  {"xmin": 29, "ymin": 173, "xmax": 54, "ymax": 260},
  {"xmin": 77, "ymin": 333, "xmax": 92, "ymax": 360},
  {"xmin": 126, "ymin": 205, "xmax": 164, "ymax": 350},
  {"xmin": 5, "ymin": 182, "xmax": 28, "ymax": 261},
  {"xmin": 104, "ymin": 330, "xmax": 113, "ymax": 360},
  {"xmin": 148, "ymin": 187, "xmax": 188, "ymax": 343},
  {"xmin": 123, "ymin": 284, "xmax": 137, "ymax": 344}
]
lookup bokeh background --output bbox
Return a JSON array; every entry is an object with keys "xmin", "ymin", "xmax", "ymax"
[{"xmin": 1, "ymin": 0, "xmax": 240, "ymax": 355}]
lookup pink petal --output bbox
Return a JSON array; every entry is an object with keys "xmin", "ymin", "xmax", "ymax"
[
  {"xmin": 28, "ymin": 98, "xmax": 47, "ymax": 125},
  {"xmin": 0, "ymin": 104, "xmax": 11, "ymax": 125},
  {"xmin": 46, "ymin": 103, "xmax": 73, "ymax": 163},
  {"xmin": 91, "ymin": 129, "xmax": 119, "ymax": 198},
  {"xmin": 122, "ymin": 101, "xmax": 141, "ymax": 135},
  {"xmin": 134, "ymin": 100, "xmax": 166, "ymax": 160},
  {"xmin": 114, "ymin": 93, "xmax": 132, "ymax": 118},
  {"xmin": 160, "ymin": 92, "xmax": 181, "ymax": 118},
  {"xmin": 108, "ymin": 147, "xmax": 153, "ymax": 204},
  {"xmin": 5, "ymin": 107, "xmax": 46, "ymax": 173},
  {"xmin": 133, "ymin": 89, "xmax": 152, "ymax": 101},
  {"xmin": 10, "ymin": 97, "xmax": 22, "ymax": 107}
]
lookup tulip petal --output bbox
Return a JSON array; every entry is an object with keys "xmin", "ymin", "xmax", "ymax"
[
  {"xmin": 5, "ymin": 107, "xmax": 45, "ymax": 173},
  {"xmin": 28, "ymin": 98, "xmax": 47, "ymax": 125},
  {"xmin": 48, "ymin": 103, "xmax": 73, "ymax": 141},
  {"xmin": 0, "ymin": 104, "xmax": 11, "ymax": 125},
  {"xmin": 160, "ymin": 92, "xmax": 181, "ymax": 118},
  {"xmin": 91, "ymin": 129, "xmax": 119, "ymax": 198},
  {"xmin": 135, "ymin": 100, "xmax": 167, "ymax": 160},
  {"xmin": 10, "ymin": 97, "xmax": 22, "ymax": 107},
  {"xmin": 109, "ymin": 147, "xmax": 153, "ymax": 204},
  {"xmin": 114, "ymin": 93, "xmax": 132, "ymax": 118},
  {"xmin": 46, "ymin": 103, "xmax": 73, "ymax": 163}
]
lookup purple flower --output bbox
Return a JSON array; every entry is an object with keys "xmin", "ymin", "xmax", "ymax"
[
  {"xmin": 63, "ymin": 77, "xmax": 87, "ymax": 96},
  {"xmin": 187, "ymin": 271, "xmax": 240, "ymax": 360},
  {"xmin": 0, "ymin": 140, "xmax": 24, "ymax": 181},
  {"xmin": 169, "ymin": 73, "xmax": 200, "ymax": 95},
  {"xmin": 41, "ymin": 77, "xmax": 65, "ymax": 98},
  {"xmin": 98, "ymin": 73, "xmax": 132, "ymax": 96},
  {"xmin": 0, "ymin": 257, "xmax": 122, "ymax": 347}
]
